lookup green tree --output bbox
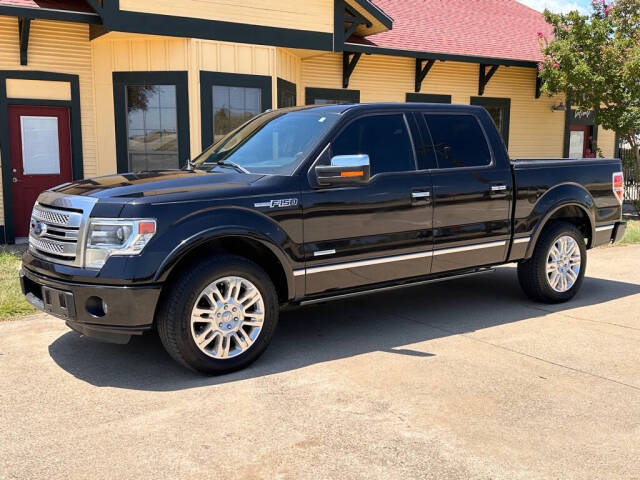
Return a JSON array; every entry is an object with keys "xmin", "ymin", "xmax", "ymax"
[{"xmin": 538, "ymin": 0, "xmax": 640, "ymax": 165}]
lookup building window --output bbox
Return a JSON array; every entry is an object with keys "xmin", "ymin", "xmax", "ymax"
[
  {"xmin": 126, "ymin": 85, "xmax": 178, "ymax": 171},
  {"xmin": 212, "ymin": 86, "xmax": 262, "ymax": 144},
  {"xmin": 305, "ymin": 87, "xmax": 360, "ymax": 105},
  {"xmin": 277, "ymin": 78, "xmax": 297, "ymax": 108},
  {"xmin": 200, "ymin": 72, "xmax": 272, "ymax": 149},
  {"xmin": 470, "ymin": 97, "xmax": 511, "ymax": 148},
  {"xmin": 406, "ymin": 93, "xmax": 451, "ymax": 104},
  {"xmin": 113, "ymin": 72, "xmax": 190, "ymax": 173}
]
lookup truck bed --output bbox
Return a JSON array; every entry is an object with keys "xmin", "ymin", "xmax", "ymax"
[
  {"xmin": 510, "ymin": 157, "xmax": 623, "ymax": 239},
  {"xmin": 511, "ymin": 157, "xmax": 621, "ymax": 169}
]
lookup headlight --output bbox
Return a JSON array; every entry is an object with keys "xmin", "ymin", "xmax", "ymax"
[{"xmin": 84, "ymin": 218, "xmax": 156, "ymax": 269}]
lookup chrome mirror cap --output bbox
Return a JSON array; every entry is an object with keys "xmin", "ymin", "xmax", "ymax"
[
  {"xmin": 330, "ymin": 154, "xmax": 370, "ymax": 168},
  {"xmin": 315, "ymin": 154, "xmax": 371, "ymax": 187}
]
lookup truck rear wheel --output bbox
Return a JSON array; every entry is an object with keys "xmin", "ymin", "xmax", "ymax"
[
  {"xmin": 517, "ymin": 221, "xmax": 587, "ymax": 303},
  {"xmin": 157, "ymin": 254, "xmax": 279, "ymax": 374}
]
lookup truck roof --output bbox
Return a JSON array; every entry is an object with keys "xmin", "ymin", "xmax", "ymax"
[{"xmin": 289, "ymin": 102, "xmax": 486, "ymax": 115}]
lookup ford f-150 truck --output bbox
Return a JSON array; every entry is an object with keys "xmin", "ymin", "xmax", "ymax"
[{"xmin": 20, "ymin": 103, "xmax": 626, "ymax": 374}]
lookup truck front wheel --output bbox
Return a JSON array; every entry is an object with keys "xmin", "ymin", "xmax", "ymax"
[
  {"xmin": 517, "ymin": 222, "xmax": 587, "ymax": 303},
  {"xmin": 157, "ymin": 254, "xmax": 279, "ymax": 374}
]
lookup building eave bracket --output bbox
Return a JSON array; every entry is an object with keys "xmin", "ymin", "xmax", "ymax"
[
  {"xmin": 415, "ymin": 59, "xmax": 436, "ymax": 93},
  {"xmin": 535, "ymin": 70, "xmax": 543, "ymax": 99},
  {"xmin": 18, "ymin": 17, "xmax": 31, "ymax": 66},
  {"xmin": 344, "ymin": 3, "xmax": 372, "ymax": 40},
  {"xmin": 343, "ymin": 51, "xmax": 362, "ymax": 88},
  {"xmin": 478, "ymin": 64, "xmax": 499, "ymax": 96}
]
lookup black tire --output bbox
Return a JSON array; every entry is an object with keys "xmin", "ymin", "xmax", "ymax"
[
  {"xmin": 157, "ymin": 254, "xmax": 279, "ymax": 374},
  {"xmin": 517, "ymin": 221, "xmax": 587, "ymax": 303}
]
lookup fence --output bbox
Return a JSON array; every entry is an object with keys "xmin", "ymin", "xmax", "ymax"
[
  {"xmin": 619, "ymin": 143, "xmax": 639, "ymax": 203},
  {"xmin": 623, "ymin": 166, "xmax": 639, "ymax": 202}
]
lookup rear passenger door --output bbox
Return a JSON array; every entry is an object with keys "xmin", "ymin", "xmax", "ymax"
[
  {"xmin": 302, "ymin": 112, "xmax": 433, "ymax": 296},
  {"xmin": 420, "ymin": 112, "xmax": 512, "ymax": 273}
]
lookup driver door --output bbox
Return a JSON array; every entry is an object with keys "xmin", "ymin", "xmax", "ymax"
[{"xmin": 301, "ymin": 112, "xmax": 434, "ymax": 296}]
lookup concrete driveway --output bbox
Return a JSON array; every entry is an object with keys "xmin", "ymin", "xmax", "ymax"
[{"xmin": 1, "ymin": 246, "xmax": 640, "ymax": 480}]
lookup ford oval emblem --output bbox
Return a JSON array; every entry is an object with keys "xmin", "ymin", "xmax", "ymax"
[{"xmin": 31, "ymin": 221, "xmax": 48, "ymax": 237}]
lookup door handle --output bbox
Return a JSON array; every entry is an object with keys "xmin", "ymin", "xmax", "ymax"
[
  {"xmin": 490, "ymin": 184, "xmax": 508, "ymax": 197},
  {"xmin": 411, "ymin": 191, "xmax": 431, "ymax": 199},
  {"xmin": 411, "ymin": 190, "xmax": 431, "ymax": 206}
]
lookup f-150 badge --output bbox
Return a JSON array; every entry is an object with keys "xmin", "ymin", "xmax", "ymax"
[{"xmin": 254, "ymin": 198, "xmax": 299, "ymax": 208}]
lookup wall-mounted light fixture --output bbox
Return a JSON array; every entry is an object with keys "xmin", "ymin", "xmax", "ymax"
[{"xmin": 551, "ymin": 103, "xmax": 567, "ymax": 112}]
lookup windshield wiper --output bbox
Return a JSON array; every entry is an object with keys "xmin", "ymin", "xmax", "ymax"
[{"xmin": 215, "ymin": 160, "xmax": 250, "ymax": 174}]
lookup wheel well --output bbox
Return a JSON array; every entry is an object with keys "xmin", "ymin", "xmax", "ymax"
[
  {"xmin": 163, "ymin": 236, "xmax": 290, "ymax": 304},
  {"xmin": 546, "ymin": 205, "xmax": 593, "ymax": 247}
]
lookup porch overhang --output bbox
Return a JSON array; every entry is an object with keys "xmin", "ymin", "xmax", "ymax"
[
  {"xmin": 343, "ymin": 41, "xmax": 539, "ymax": 69},
  {"xmin": 86, "ymin": 0, "xmax": 334, "ymax": 51},
  {"xmin": 0, "ymin": 1, "xmax": 101, "ymax": 24}
]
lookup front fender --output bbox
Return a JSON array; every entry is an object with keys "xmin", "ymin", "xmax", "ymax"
[
  {"xmin": 149, "ymin": 207, "xmax": 301, "ymax": 298},
  {"xmin": 523, "ymin": 183, "xmax": 596, "ymax": 258}
]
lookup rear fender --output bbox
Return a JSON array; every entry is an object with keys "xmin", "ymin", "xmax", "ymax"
[{"xmin": 524, "ymin": 183, "xmax": 596, "ymax": 259}]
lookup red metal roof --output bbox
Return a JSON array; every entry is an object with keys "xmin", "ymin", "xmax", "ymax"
[
  {"xmin": 0, "ymin": 0, "xmax": 95, "ymax": 13},
  {"xmin": 360, "ymin": 0, "xmax": 552, "ymax": 63}
]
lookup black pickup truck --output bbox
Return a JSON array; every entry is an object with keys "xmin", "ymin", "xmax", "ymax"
[{"xmin": 20, "ymin": 103, "xmax": 626, "ymax": 374}]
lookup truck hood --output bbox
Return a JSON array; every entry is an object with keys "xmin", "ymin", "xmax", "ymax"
[{"xmin": 51, "ymin": 169, "xmax": 265, "ymax": 199}]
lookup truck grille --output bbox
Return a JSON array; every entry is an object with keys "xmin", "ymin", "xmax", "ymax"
[
  {"xmin": 31, "ymin": 207, "xmax": 70, "ymax": 227},
  {"xmin": 28, "ymin": 192, "xmax": 97, "ymax": 267}
]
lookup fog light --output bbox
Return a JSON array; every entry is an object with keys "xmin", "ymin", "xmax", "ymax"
[{"xmin": 86, "ymin": 296, "xmax": 107, "ymax": 317}]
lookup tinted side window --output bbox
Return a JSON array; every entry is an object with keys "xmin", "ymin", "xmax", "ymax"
[
  {"xmin": 332, "ymin": 114, "xmax": 415, "ymax": 176},
  {"xmin": 424, "ymin": 114, "xmax": 491, "ymax": 169}
]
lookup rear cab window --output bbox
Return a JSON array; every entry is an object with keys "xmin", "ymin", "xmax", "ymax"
[{"xmin": 423, "ymin": 114, "xmax": 492, "ymax": 169}]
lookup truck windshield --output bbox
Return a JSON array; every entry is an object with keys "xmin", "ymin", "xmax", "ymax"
[{"xmin": 193, "ymin": 109, "xmax": 339, "ymax": 175}]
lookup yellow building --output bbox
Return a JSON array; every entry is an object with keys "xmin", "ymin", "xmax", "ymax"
[{"xmin": 0, "ymin": 0, "xmax": 618, "ymax": 243}]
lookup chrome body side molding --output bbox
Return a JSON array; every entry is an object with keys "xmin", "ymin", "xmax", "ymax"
[{"xmin": 294, "ymin": 239, "xmax": 507, "ymax": 277}]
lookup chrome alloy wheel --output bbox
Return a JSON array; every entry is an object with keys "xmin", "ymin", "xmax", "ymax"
[
  {"xmin": 546, "ymin": 235, "xmax": 581, "ymax": 293},
  {"xmin": 190, "ymin": 276, "xmax": 265, "ymax": 359}
]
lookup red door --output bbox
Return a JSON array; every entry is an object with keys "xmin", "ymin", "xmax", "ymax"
[
  {"xmin": 569, "ymin": 124, "xmax": 590, "ymax": 159},
  {"xmin": 8, "ymin": 105, "xmax": 72, "ymax": 237}
]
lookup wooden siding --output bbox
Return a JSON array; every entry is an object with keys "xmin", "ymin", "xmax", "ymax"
[
  {"xmin": 92, "ymin": 36, "xmax": 279, "ymax": 170},
  {"xmin": 276, "ymin": 48, "xmax": 302, "ymax": 102},
  {"xmin": 6, "ymin": 79, "xmax": 71, "ymax": 100},
  {"xmin": 300, "ymin": 52, "xmax": 569, "ymax": 159},
  {"xmin": 193, "ymin": 39, "xmax": 276, "ymax": 152},
  {"xmin": 0, "ymin": 15, "xmax": 95, "ymax": 226},
  {"xmin": 118, "ymin": 0, "xmax": 334, "ymax": 33},
  {"xmin": 0, "ymin": 18, "xmax": 620, "ymax": 231},
  {"xmin": 598, "ymin": 126, "xmax": 616, "ymax": 158}
]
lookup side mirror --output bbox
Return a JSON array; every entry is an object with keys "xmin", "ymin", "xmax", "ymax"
[{"xmin": 315, "ymin": 154, "xmax": 371, "ymax": 186}]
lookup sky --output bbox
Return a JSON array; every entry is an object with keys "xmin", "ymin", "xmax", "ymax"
[{"xmin": 517, "ymin": 0, "xmax": 591, "ymax": 13}]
